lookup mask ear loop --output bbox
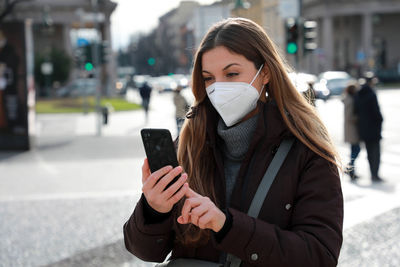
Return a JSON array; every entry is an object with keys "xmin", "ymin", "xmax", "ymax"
[
  {"xmin": 250, "ymin": 64, "xmax": 265, "ymax": 100},
  {"xmin": 249, "ymin": 64, "xmax": 264, "ymax": 86}
]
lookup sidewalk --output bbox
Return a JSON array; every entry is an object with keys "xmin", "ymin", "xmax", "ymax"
[{"xmin": 0, "ymin": 93, "xmax": 179, "ymax": 267}]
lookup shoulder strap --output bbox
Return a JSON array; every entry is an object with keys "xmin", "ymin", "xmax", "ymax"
[
  {"xmin": 226, "ymin": 137, "xmax": 295, "ymax": 267},
  {"xmin": 247, "ymin": 138, "xmax": 295, "ymax": 218}
]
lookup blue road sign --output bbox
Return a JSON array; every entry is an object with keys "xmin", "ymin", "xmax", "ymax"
[{"xmin": 77, "ymin": 38, "xmax": 90, "ymax": 47}]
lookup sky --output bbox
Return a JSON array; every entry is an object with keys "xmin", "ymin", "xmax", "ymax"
[{"xmin": 111, "ymin": 0, "xmax": 219, "ymax": 50}]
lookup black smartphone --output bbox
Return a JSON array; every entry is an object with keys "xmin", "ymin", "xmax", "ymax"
[{"xmin": 141, "ymin": 128, "xmax": 180, "ymax": 190}]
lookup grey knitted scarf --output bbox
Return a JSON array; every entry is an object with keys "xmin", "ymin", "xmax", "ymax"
[{"xmin": 217, "ymin": 114, "xmax": 259, "ymax": 204}]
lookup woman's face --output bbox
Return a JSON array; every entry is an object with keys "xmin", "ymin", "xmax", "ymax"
[{"xmin": 201, "ymin": 46, "xmax": 269, "ymax": 96}]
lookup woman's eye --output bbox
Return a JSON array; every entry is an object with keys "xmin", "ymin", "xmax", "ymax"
[
  {"xmin": 226, "ymin": 72, "xmax": 239, "ymax": 78},
  {"xmin": 203, "ymin": 77, "xmax": 213, "ymax": 82}
]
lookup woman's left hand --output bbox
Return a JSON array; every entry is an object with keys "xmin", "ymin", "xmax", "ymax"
[{"xmin": 177, "ymin": 188, "xmax": 226, "ymax": 232}]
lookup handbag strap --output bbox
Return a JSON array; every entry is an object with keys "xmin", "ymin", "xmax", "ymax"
[
  {"xmin": 226, "ymin": 138, "xmax": 295, "ymax": 267},
  {"xmin": 247, "ymin": 138, "xmax": 294, "ymax": 218}
]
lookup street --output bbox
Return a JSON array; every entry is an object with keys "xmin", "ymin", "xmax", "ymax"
[{"xmin": 0, "ymin": 88, "xmax": 399, "ymax": 266}]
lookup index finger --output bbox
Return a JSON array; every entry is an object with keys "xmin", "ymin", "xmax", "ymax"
[{"xmin": 185, "ymin": 187, "xmax": 201, "ymax": 198}]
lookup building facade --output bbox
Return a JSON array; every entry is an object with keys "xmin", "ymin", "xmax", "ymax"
[
  {"xmin": 142, "ymin": 0, "xmax": 400, "ymax": 79},
  {"xmin": 156, "ymin": 1, "xmax": 200, "ymax": 74},
  {"xmin": 12, "ymin": 0, "xmax": 117, "ymax": 94},
  {"xmin": 189, "ymin": 2, "xmax": 231, "ymax": 49},
  {"xmin": 0, "ymin": 0, "xmax": 116, "ymax": 149},
  {"xmin": 223, "ymin": 0, "xmax": 400, "ymax": 79},
  {"xmin": 303, "ymin": 0, "xmax": 400, "ymax": 79}
]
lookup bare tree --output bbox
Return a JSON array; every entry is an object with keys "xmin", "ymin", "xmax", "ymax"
[{"xmin": 0, "ymin": 0, "xmax": 30, "ymax": 24}]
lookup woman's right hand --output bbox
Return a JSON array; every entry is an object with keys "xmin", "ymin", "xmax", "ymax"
[{"xmin": 141, "ymin": 158, "xmax": 189, "ymax": 213}]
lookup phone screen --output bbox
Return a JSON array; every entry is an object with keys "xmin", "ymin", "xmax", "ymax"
[{"xmin": 141, "ymin": 128, "xmax": 180, "ymax": 189}]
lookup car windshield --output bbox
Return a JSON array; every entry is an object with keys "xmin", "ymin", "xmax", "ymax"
[{"xmin": 326, "ymin": 78, "xmax": 349, "ymax": 88}]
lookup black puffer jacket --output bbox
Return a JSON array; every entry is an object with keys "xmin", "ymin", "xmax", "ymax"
[
  {"xmin": 124, "ymin": 99, "xmax": 343, "ymax": 267},
  {"xmin": 354, "ymin": 85, "xmax": 383, "ymax": 142}
]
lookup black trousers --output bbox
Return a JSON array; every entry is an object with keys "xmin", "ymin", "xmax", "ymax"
[{"xmin": 365, "ymin": 140, "xmax": 381, "ymax": 178}]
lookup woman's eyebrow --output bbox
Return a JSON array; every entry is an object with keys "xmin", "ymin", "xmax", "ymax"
[
  {"xmin": 223, "ymin": 63, "xmax": 241, "ymax": 70},
  {"xmin": 202, "ymin": 63, "xmax": 241, "ymax": 74}
]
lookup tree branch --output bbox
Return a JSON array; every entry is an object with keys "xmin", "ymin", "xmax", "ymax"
[{"xmin": 0, "ymin": 0, "xmax": 31, "ymax": 25}]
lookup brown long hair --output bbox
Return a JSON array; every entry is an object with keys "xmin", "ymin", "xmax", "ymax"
[{"xmin": 175, "ymin": 18, "xmax": 340, "ymax": 245}]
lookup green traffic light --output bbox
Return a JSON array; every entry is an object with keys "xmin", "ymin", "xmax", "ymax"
[
  {"xmin": 287, "ymin": 42, "xmax": 298, "ymax": 54},
  {"xmin": 85, "ymin": 62, "xmax": 94, "ymax": 71},
  {"xmin": 148, "ymin": 57, "xmax": 155, "ymax": 66}
]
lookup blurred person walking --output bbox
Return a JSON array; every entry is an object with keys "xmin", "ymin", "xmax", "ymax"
[
  {"xmin": 124, "ymin": 18, "xmax": 343, "ymax": 267},
  {"xmin": 139, "ymin": 81, "xmax": 152, "ymax": 123},
  {"xmin": 173, "ymin": 85, "xmax": 189, "ymax": 135},
  {"xmin": 354, "ymin": 73, "xmax": 384, "ymax": 182},
  {"xmin": 342, "ymin": 83, "xmax": 361, "ymax": 181}
]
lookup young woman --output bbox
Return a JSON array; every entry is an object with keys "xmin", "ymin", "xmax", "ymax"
[{"xmin": 124, "ymin": 18, "xmax": 343, "ymax": 267}]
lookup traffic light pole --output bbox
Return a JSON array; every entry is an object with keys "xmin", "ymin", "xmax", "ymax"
[
  {"xmin": 297, "ymin": 17, "xmax": 303, "ymax": 72},
  {"xmin": 295, "ymin": 45, "xmax": 300, "ymax": 73},
  {"xmin": 91, "ymin": 0, "xmax": 102, "ymax": 136},
  {"xmin": 297, "ymin": 0, "xmax": 303, "ymax": 73}
]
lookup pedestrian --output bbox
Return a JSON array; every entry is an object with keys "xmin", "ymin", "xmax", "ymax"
[
  {"xmin": 139, "ymin": 81, "xmax": 152, "ymax": 122},
  {"xmin": 173, "ymin": 85, "xmax": 189, "ymax": 135},
  {"xmin": 124, "ymin": 18, "xmax": 343, "ymax": 266},
  {"xmin": 342, "ymin": 83, "xmax": 361, "ymax": 181},
  {"xmin": 354, "ymin": 72, "xmax": 384, "ymax": 182}
]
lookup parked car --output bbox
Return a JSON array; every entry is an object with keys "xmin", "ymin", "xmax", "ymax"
[
  {"xmin": 133, "ymin": 75, "xmax": 151, "ymax": 89},
  {"xmin": 313, "ymin": 81, "xmax": 330, "ymax": 100},
  {"xmin": 169, "ymin": 74, "xmax": 190, "ymax": 88},
  {"xmin": 56, "ymin": 79, "xmax": 97, "ymax": 97},
  {"xmin": 288, "ymin": 72, "xmax": 321, "ymax": 104},
  {"xmin": 151, "ymin": 76, "xmax": 178, "ymax": 93},
  {"xmin": 316, "ymin": 71, "xmax": 355, "ymax": 97},
  {"xmin": 288, "ymin": 72, "xmax": 317, "ymax": 93}
]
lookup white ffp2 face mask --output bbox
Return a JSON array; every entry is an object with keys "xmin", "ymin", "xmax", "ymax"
[{"xmin": 206, "ymin": 64, "xmax": 264, "ymax": 127}]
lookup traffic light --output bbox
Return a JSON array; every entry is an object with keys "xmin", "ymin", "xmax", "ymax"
[
  {"xmin": 303, "ymin": 20, "xmax": 318, "ymax": 53},
  {"xmin": 83, "ymin": 44, "xmax": 93, "ymax": 67},
  {"xmin": 285, "ymin": 19, "xmax": 299, "ymax": 55},
  {"xmin": 100, "ymin": 42, "xmax": 109, "ymax": 64},
  {"xmin": 148, "ymin": 57, "xmax": 156, "ymax": 66},
  {"xmin": 82, "ymin": 43, "xmax": 109, "ymax": 68}
]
